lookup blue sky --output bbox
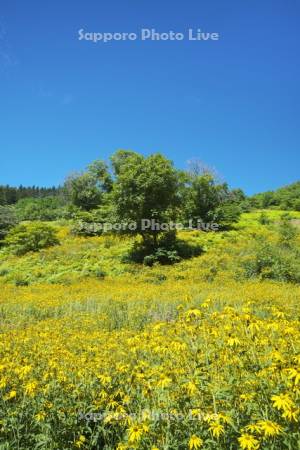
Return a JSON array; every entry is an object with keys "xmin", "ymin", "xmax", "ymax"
[{"xmin": 0, "ymin": 0, "xmax": 299, "ymax": 194}]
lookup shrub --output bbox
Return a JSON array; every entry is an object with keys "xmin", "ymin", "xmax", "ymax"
[
  {"xmin": 4, "ymin": 222, "xmax": 59, "ymax": 255},
  {"xmin": 15, "ymin": 197, "xmax": 67, "ymax": 221},
  {"xmin": 213, "ymin": 203, "xmax": 241, "ymax": 230},
  {"xmin": 143, "ymin": 248, "xmax": 181, "ymax": 266},
  {"xmin": 243, "ymin": 242, "xmax": 300, "ymax": 283},
  {"xmin": 125, "ymin": 231, "xmax": 203, "ymax": 266},
  {"xmin": 0, "ymin": 268, "xmax": 9, "ymax": 276},
  {"xmin": 14, "ymin": 277, "xmax": 30, "ymax": 286},
  {"xmin": 94, "ymin": 269, "xmax": 106, "ymax": 279},
  {"xmin": 0, "ymin": 206, "xmax": 18, "ymax": 243},
  {"xmin": 174, "ymin": 238, "xmax": 203, "ymax": 259},
  {"xmin": 81, "ymin": 265, "xmax": 106, "ymax": 279},
  {"xmin": 278, "ymin": 217, "xmax": 298, "ymax": 248},
  {"xmin": 258, "ymin": 211, "xmax": 270, "ymax": 225},
  {"xmin": 70, "ymin": 208, "xmax": 113, "ymax": 237},
  {"xmin": 71, "ymin": 220, "xmax": 103, "ymax": 237}
]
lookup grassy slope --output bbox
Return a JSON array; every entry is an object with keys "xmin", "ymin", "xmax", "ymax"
[{"xmin": 0, "ymin": 210, "xmax": 300, "ymax": 449}]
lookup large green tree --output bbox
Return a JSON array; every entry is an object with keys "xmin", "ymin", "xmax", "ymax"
[
  {"xmin": 65, "ymin": 160, "xmax": 112, "ymax": 211},
  {"xmin": 182, "ymin": 170, "xmax": 241, "ymax": 228},
  {"xmin": 112, "ymin": 151, "xmax": 180, "ymax": 246}
]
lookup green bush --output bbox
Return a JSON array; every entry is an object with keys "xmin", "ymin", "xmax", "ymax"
[
  {"xmin": 213, "ymin": 203, "xmax": 241, "ymax": 230},
  {"xmin": 278, "ymin": 217, "xmax": 298, "ymax": 248},
  {"xmin": 243, "ymin": 242, "xmax": 300, "ymax": 283},
  {"xmin": 0, "ymin": 268, "xmax": 9, "ymax": 276},
  {"xmin": 70, "ymin": 207, "xmax": 113, "ymax": 237},
  {"xmin": 4, "ymin": 222, "xmax": 59, "ymax": 255},
  {"xmin": 125, "ymin": 231, "xmax": 203, "ymax": 266},
  {"xmin": 14, "ymin": 276, "xmax": 30, "ymax": 286},
  {"xmin": 0, "ymin": 206, "xmax": 18, "ymax": 243},
  {"xmin": 15, "ymin": 197, "xmax": 68, "ymax": 221},
  {"xmin": 250, "ymin": 181, "xmax": 300, "ymax": 211},
  {"xmin": 143, "ymin": 248, "xmax": 181, "ymax": 266},
  {"xmin": 71, "ymin": 220, "xmax": 103, "ymax": 237},
  {"xmin": 258, "ymin": 211, "xmax": 270, "ymax": 225}
]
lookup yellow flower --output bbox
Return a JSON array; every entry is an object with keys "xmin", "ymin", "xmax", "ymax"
[
  {"xmin": 17, "ymin": 365, "xmax": 32, "ymax": 379},
  {"xmin": 271, "ymin": 393, "xmax": 293, "ymax": 411},
  {"xmin": 185, "ymin": 381, "xmax": 198, "ymax": 396},
  {"xmin": 209, "ymin": 422, "xmax": 225, "ymax": 439},
  {"xmin": 218, "ymin": 413, "xmax": 233, "ymax": 425},
  {"xmin": 97, "ymin": 374, "xmax": 112, "ymax": 385},
  {"xmin": 24, "ymin": 381, "xmax": 38, "ymax": 396},
  {"xmin": 4, "ymin": 389, "xmax": 17, "ymax": 400},
  {"xmin": 75, "ymin": 435, "xmax": 86, "ymax": 448},
  {"xmin": 35, "ymin": 411, "xmax": 46, "ymax": 422},
  {"xmin": 238, "ymin": 433, "xmax": 260, "ymax": 450},
  {"xmin": 157, "ymin": 375, "xmax": 172, "ymax": 388},
  {"xmin": 116, "ymin": 444, "xmax": 129, "ymax": 450},
  {"xmin": 287, "ymin": 368, "xmax": 300, "ymax": 385},
  {"xmin": 186, "ymin": 308, "xmax": 202, "ymax": 319},
  {"xmin": 240, "ymin": 393, "xmax": 255, "ymax": 402},
  {"xmin": 0, "ymin": 378, "xmax": 7, "ymax": 389},
  {"xmin": 248, "ymin": 322, "xmax": 260, "ymax": 334},
  {"xmin": 245, "ymin": 423, "xmax": 262, "ymax": 434},
  {"xmin": 282, "ymin": 407, "xmax": 299, "ymax": 422},
  {"xmin": 257, "ymin": 420, "xmax": 282, "ymax": 437},
  {"xmin": 128, "ymin": 424, "xmax": 147, "ymax": 444},
  {"xmin": 227, "ymin": 337, "xmax": 241, "ymax": 347},
  {"xmin": 189, "ymin": 434, "xmax": 203, "ymax": 449}
]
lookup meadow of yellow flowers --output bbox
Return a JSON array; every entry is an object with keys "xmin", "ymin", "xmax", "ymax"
[{"xmin": 0, "ymin": 211, "xmax": 300, "ymax": 449}]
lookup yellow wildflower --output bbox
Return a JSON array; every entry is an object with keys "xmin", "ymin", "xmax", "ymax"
[
  {"xmin": 238, "ymin": 433, "xmax": 260, "ymax": 450},
  {"xmin": 75, "ymin": 435, "xmax": 86, "ymax": 448},
  {"xmin": 35, "ymin": 412, "xmax": 46, "ymax": 422},
  {"xmin": 209, "ymin": 422, "xmax": 225, "ymax": 439},
  {"xmin": 257, "ymin": 420, "xmax": 282, "ymax": 437},
  {"xmin": 128, "ymin": 424, "xmax": 148, "ymax": 444},
  {"xmin": 189, "ymin": 434, "xmax": 203, "ymax": 449},
  {"xmin": 271, "ymin": 393, "xmax": 293, "ymax": 411},
  {"xmin": 4, "ymin": 389, "xmax": 17, "ymax": 400},
  {"xmin": 24, "ymin": 381, "xmax": 38, "ymax": 396}
]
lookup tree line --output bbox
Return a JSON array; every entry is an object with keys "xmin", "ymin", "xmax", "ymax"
[
  {"xmin": 248, "ymin": 181, "xmax": 300, "ymax": 211},
  {"xmin": 0, "ymin": 185, "xmax": 61, "ymax": 206}
]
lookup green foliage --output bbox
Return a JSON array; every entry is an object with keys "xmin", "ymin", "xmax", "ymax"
[
  {"xmin": 15, "ymin": 196, "xmax": 68, "ymax": 221},
  {"xmin": 110, "ymin": 149, "xmax": 141, "ymax": 175},
  {"xmin": 124, "ymin": 241, "xmax": 180, "ymax": 266},
  {"xmin": 258, "ymin": 211, "xmax": 271, "ymax": 225},
  {"xmin": 278, "ymin": 217, "xmax": 298, "ymax": 248},
  {"xmin": 213, "ymin": 203, "xmax": 241, "ymax": 229},
  {"xmin": 4, "ymin": 222, "xmax": 59, "ymax": 255},
  {"xmin": 143, "ymin": 248, "xmax": 181, "ymax": 266},
  {"xmin": 71, "ymin": 220, "xmax": 103, "ymax": 237},
  {"xmin": 0, "ymin": 184, "xmax": 60, "ymax": 205},
  {"xmin": 65, "ymin": 160, "xmax": 112, "ymax": 211},
  {"xmin": 182, "ymin": 173, "xmax": 225, "ymax": 223},
  {"xmin": 70, "ymin": 206, "xmax": 114, "ymax": 237},
  {"xmin": 112, "ymin": 151, "xmax": 180, "ymax": 246},
  {"xmin": 243, "ymin": 237, "xmax": 300, "ymax": 284},
  {"xmin": 181, "ymin": 171, "xmax": 241, "ymax": 229},
  {"xmin": 0, "ymin": 205, "xmax": 18, "ymax": 243},
  {"xmin": 125, "ymin": 231, "xmax": 203, "ymax": 266},
  {"xmin": 294, "ymin": 198, "xmax": 300, "ymax": 211},
  {"xmin": 250, "ymin": 181, "xmax": 300, "ymax": 211},
  {"xmin": 14, "ymin": 275, "xmax": 30, "ymax": 286}
]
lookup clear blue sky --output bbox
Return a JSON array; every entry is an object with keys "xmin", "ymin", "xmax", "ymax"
[{"xmin": 0, "ymin": 0, "xmax": 299, "ymax": 194}]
